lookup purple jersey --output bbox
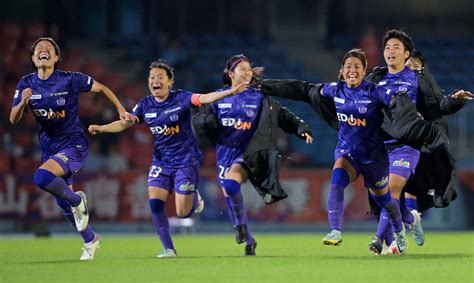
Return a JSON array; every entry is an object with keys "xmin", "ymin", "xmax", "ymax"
[
  {"xmin": 323, "ymin": 80, "xmax": 392, "ymax": 164},
  {"xmin": 377, "ymin": 66, "xmax": 419, "ymax": 144},
  {"xmin": 132, "ymin": 90, "xmax": 201, "ymax": 168},
  {"xmin": 211, "ymin": 88, "xmax": 263, "ymax": 166},
  {"xmin": 12, "ymin": 70, "xmax": 93, "ymax": 154}
]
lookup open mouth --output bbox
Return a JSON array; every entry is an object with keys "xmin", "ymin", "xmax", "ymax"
[
  {"xmin": 39, "ymin": 53, "xmax": 50, "ymax": 62},
  {"xmin": 152, "ymin": 85, "xmax": 162, "ymax": 92}
]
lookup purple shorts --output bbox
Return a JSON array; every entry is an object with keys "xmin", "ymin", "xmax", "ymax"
[
  {"xmin": 335, "ymin": 150, "xmax": 389, "ymax": 190},
  {"xmin": 387, "ymin": 145, "xmax": 420, "ymax": 180},
  {"xmin": 216, "ymin": 158, "xmax": 246, "ymax": 184},
  {"xmin": 147, "ymin": 162, "xmax": 200, "ymax": 195},
  {"xmin": 43, "ymin": 146, "xmax": 88, "ymax": 185}
]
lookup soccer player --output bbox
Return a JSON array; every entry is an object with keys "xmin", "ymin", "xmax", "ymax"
[
  {"xmin": 194, "ymin": 54, "xmax": 313, "ymax": 256},
  {"xmin": 366, "ymin": 30, "xmax": 473, "ymax": 254},
  {"xmin": 259, "ymin": 49, "xmax": 409, "ymax": 254},
  {"xmin": 88, "ymin": 60, "xmax": 247, "ymax": 258},
  {"xmin": 10, "ymin": 37, "xmax": 135, "ymax": 260}
]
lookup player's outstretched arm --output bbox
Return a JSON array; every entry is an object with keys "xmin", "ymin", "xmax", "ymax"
[
  {"xmin": 88, "ymin": 120, "xmax": 134, "ymax": 135},
  {"xmin": 90, "ymin": 81, "xmax": 138, "ymax": 123},
  {"xmin": 196, "ymin": 82, "xmax": 248, "ymax": 105}
]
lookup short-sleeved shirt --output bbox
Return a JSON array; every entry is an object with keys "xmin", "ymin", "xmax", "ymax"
[
  {"xmin": 376, "ymin": 66, "xmax": 419, "ymax": 144},
  {"xmin": 322, "ymin": 80, "xmax": 392, "ymax": 164},
  {"xmin": 131, "ymin": 89, "xmax": 201, "ymax": 168},
  {"xmin": 12, "ymin": 70, "xmax": 93, "ymax": 155},
  {"xmin": 211, "ymin": 87, "xmax": 263, "ymax": 166}
]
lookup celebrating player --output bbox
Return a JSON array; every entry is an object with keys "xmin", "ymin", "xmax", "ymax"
[
  {"xmin": 366, "ymin": 30, "xmax": 473, "ymax": 253},
  {"xmin": 10, "ymin": 37, "xmax": 135, "ymax": 260},
  {"xmin": 193, "ymin": 54, "xmax": 313, "ymax": 256},
  {"xmin": 88, "ymin": 60, "xmax": 247, "ymax": 257}
]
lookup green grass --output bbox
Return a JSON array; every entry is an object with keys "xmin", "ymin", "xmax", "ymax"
[{"xmin": 1, "ymin": 232, "xmax": 473, "ymax": 283}]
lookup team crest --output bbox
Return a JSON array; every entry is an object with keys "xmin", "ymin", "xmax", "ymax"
[
  {"xmin": 357, "ymin": 107, "xmax": 367, "ymax": 114},
  {"xmin": 56, "ymin": 97, "xmax": 65, "ymax": 106},
  {"xmin": 170, "ymin": 114, "xmax": 179, "ymax": 121},
  {"xmin": 246, "ymin": 110, "xmax": 255, "ymax": 117}
]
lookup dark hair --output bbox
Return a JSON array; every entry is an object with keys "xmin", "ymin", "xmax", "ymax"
[
  {"xmin": 30, "ymin": 37, "xmax": 61, "ymax": 70},
  {"xmin": 410, "ymin": 49, "xmax": 425, "ymax": 67},
  {"xmin": 222, "ymin": 54, "xmax": 263, "ymax": 86},
  {"xmin": 149, "ymin": 60, "xmax": 175, "ymax": 81},
  {"xmin": 382, "ymin": 29, "xmax": 414, "ymax": 59},
  {"xmin": 338, "ymin": 48, "xmax": 367, "ymax": 80}
]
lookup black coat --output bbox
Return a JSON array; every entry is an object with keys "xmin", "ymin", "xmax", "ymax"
[{"xmin": 193, "ymin": 95, "xmax": 312, "ymax": 204}]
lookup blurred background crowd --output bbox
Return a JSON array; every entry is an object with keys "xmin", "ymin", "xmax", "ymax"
[{"xmin": 1, "ymin": 0, "xmax": 473, "ymax": 233}]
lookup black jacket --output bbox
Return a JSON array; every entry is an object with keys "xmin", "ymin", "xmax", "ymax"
[
  {"xmin": 366, "ymin": 66, "xmax": 465, "ymax": 211},
  {"xmin": 193, "ymin": 95, "xmax": 312, "ymax": 204}
]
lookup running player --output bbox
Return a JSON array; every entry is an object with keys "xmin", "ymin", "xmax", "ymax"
[
  {"xmin": 10, "ymin": 37, "xmax": 135, "ymax": 260},
  {"xmin": 366, "ymin": 30, "xmax": 473, "ymax": 254},
  {"xmin": 259, "ymin": 49, "xmax": 409, "ymax": 254},
  {"xmin": 88, "ymin": 60, "xmax": 247, "ymax": 257},
  {"xmin": 196, "ymin": 54, "xmax": 313, "ymax": 256}
]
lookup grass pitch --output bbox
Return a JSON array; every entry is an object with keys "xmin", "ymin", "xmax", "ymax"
[{"xmin": 1, "ymin": 232, "xmax": 473, "ymax": 283}]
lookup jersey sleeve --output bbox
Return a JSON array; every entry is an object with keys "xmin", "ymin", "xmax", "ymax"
[
  {"xmin": 177, "ymin": 90, "xmax": 196, "ymax": 108},
  {"xmin": 321, "ymin": 82, "xmax": 338, "ymax": 99},
  {"xmin": 71, "ymin": 72, "xmax": 94, "ymax": 93},
  {"xmin": 374, "ymin": 86, "xmax": 393, "ymax": 106},
  {"xmin": 11, "ymin": 79, "xmax": 26, "ymax": 107},
  {"xmin": 131, "ymin": 99, "xmax": 145, "ymax": 124}
]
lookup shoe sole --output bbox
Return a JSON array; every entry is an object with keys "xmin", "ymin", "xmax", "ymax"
[
  {"xmin": 368, "ymin": 245, "xmax": 382, "ymax": 255},
  {"xmin": 322, "ymin": 240, "xmax": 342, "ymax": 246}
]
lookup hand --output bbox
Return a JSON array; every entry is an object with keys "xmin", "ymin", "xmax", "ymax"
[
  {"xmin": 302, "ymin": 132, "xmax": 314, "ymax": 144},
  {"xmin": 451, "ymin": 90, "xmax": 473, "ymax": 100},
  {"xmin": 230, "ymin": 82, "xmax": 249, "ymax": 95},
  {"xmin": 20, "ymin": 88, "xmax": 32, "ymax": 106},
  {"xmin": 118, "ymin": 109, "xmax": 139, "ymax": 124},
  {"xmin": 121, "ymin": 111, "xmax": 139, "ymax": 124},
  {"xmin": 88, "ymin": 125, "xmax": 102, "ymax": 135}
]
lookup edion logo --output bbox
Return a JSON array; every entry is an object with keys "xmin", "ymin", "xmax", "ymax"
[
  {"xmin": 150, "ymin": 125, "xmax": 180, "ymax": 135},
  {"xmin": 33, "ymin": 109, "xmax": 66, "ymax": 119},
  {"xmin": 336, "ymin": 112, "xmax": 366, "ymax": 127},
  {"xmin": 221, "ymin": 118, "xmax": 252, "ymax": 130}
]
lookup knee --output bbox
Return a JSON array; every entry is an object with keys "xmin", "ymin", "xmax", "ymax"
[
  {"xmin": 331, "ymin": 168, "xmax": 350, "ymax": 187},
  {"xmin": 222, "ymin": 179, "xmax": 241, "ymax": 196},
  {"xmin": 176, "ymin": 207, "xmax": 193, "ymax": 218},
  {"xmin": 33, "ymin": 169, "xmax": 55, "ymax": 188},
  {"xmin": 149, "ymin": 199, "xmax": 166, "ymax": 213}
]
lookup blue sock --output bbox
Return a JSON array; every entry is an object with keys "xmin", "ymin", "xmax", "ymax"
[
  {"xmin": 405, "ymin": 197, "xmax": 418, "ymax": 211},
  {"xmin": 34, "ymin": 169, "xmax": 80, "ymax": 206},
  {"xmin": 327, "ymin": 168, "xmax": 349, "ymax": 231},
  {"xmin": 371, "ymin": 192, "xmax": 403, "ymax": 233},
  {"xmin": 55, "ymin": 196, "xmax": 95, "ymax": 243},
  {"xmin": 149, "ymin": 199, "xmax": 174, "ymax": 250},
  {"xmin": 222, "ymin": 179, "xmax": 248, "ymax": 225},
  {"xmin": 397, "ymin": 199, "xmax": 414, "ymax": 225},
  {"xmin": 224, "ymin": 197, "xmax": 235, "ymax": 225},
  {"xmin": 375, "ymin": 210, "xmax": 391, "ymax": 242}
]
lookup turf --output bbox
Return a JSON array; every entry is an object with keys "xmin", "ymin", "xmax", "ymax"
[{"xmin": 1, "ymin": 232, "xmax": 473, "ymax": 283}]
